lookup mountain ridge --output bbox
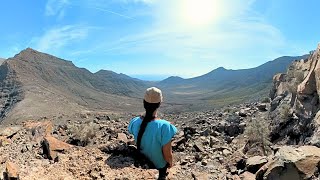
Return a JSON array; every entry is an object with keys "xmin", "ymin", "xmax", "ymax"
[
  {"xmin": 13, "ymin": 48, "xmax": 308, "ymax": 83},
  {"xmin": 159, "ymin": 56, "xmax": 309, "ymax": 84},
  {"xmin": 156, "ymin": 55, "xmax": 309, "ymax": 109},
  {"xmin": 0, "ymin": 48, "xmax": 143, "ymax": 123},
  {"xmin": 0, "ymin": 48, "xmax": 311, "ymax": 122}
]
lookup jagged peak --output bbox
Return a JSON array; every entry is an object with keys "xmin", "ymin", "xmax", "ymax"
[
  {"xmin": 17, "ymin": 47, "xmax": 40, "ymax": 55},
  {"xmin": 11, "ymin": 48, "xmax": 74, "ymax": 66},
  {"xmin": 15, "ymin": 47, "xmax": 45, "ymax": 57}
]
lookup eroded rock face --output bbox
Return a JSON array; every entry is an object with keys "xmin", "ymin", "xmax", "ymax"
[
  {"xmin": 270, "ymin": 73, "xmax": 287, "ymax": 101},
  {"xmin": 269, "ymin": 44, "xmax": 320, "ymax": 145}
]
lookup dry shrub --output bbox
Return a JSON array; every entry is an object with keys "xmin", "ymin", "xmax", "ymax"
[
  {"xmin": 67, "ymin": 122, "xmax": 99, "ymax": 146},
  {"xmin": 280, "ymin": 104, "xmax": 291, "ymax": 120},
  {"xmin": 244, "ymin": 117, "xmax": 271, "ymax": 156}
]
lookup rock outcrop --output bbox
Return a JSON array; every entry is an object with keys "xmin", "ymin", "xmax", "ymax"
[
  {"xmin": 42, "ymin": 135, "xmax": 72, "ymax": 161},
  {"xmin": 256, "ymin": 146, "xmax": 320, "ymax": 180},
  {"xmin": 269, "ymin": 44, "xmax": 320, "ymax": 146},
  {"xmin": 0, "ymin": 61, "xmax": 23, "ymax": 121}
]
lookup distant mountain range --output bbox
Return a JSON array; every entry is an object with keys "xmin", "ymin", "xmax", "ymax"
[
  {"xmin": 0, "ymin": 48, "xmax": 309, "ymax": 122},
  {"xmin": 156, "ymin": 55, "xmax": 308, "ymax": 109}
]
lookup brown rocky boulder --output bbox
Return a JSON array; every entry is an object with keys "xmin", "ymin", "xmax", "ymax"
[
  {"xmin": 256, "ymin": 103, "xmax": 267, "ymax": 111},
  {"xmin": 0, "ymin": 126, "xmax": 22, "ymax": 138},
  {"xmin": 4, "ymin": 161, "xmax": 19, "ymax": 180},
  {"xmin": 239, "ymin": 172, "xmax": 255, "ymax": 180},
  {"xmin": 42, "ymin": 135, "xmax": 72, "ymax": 161},
  {"xmin": 24, "ymin": 121, "xmax": 53, "ymax": 134},
  {"xmin": 297, "ymin": 56, "xmax": 317, "ymax": 95},
  {"xmin": 245, "ymin": 156, "xmax": 268, "ymax": 173},
  {"xmin": 117, "ymin": 133, "xmax": 128, "ymax": 143},
  {"xmin": 270, "ymin": 73, "xmax": 287, "ymax": 100},
  {"xmin": 256, "ymin": 146, "xmax": 320, "ymax": 180}
]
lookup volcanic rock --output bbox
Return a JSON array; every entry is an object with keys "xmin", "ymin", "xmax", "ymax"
[
  {"xmin": 256, "ymin": 146, "xmax": 320, "ymax": 180},
  {"xmin": 42, "ymin": 135, "xmax": 72, "ymax": 161},
  {"xmin": 245, "ymin": 156, "xmax": 268, "ymax": 173}
]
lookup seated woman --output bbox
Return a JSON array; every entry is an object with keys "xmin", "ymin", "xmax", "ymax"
[{"xmin": 128, "ymin": 87, "xmax": 177, "ymax": 180}]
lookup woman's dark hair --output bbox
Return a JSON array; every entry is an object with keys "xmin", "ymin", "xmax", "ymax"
[{"xmin": 137, "ymin": 100, "xmax": 160, "ymax": 150}]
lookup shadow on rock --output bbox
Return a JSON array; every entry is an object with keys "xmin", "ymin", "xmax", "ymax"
[{"xmin": 100, "ymin": 141, "xmax": 156, "ymax": 170}]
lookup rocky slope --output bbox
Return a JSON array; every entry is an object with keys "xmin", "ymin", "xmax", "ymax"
[
  {"xmin": 94, "ymin": 70, "xmax": 148, "ymax": 98},
  {"xmin": 1, "ymin": 100, "xmax": 320, "ymax": 179}
]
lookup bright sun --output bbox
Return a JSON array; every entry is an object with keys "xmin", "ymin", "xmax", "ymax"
[{"xmin": 181, "ymin": 0, "xmax": 218, "ymax": 27}]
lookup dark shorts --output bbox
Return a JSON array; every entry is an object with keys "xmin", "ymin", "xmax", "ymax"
[{"xmin": 158, "ymin": 163, "xmax": 169, "ymax": 180}]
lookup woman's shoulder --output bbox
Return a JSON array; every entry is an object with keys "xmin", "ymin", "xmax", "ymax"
[
  {"xmin": 128, "ymin": 116, "xmax": 142, "ymax": 134},
  {"xmin": 130, "ymin": 116, "xmax": 142, "ymax": 122},
  {"xmin": 155, "ymin": 119, "xmax": 176, "ymax": 126}
]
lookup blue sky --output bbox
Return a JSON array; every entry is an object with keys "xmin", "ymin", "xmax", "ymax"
[{"xmin": 0, "ymin": 0, "xmax": 319, "ymax": 80}]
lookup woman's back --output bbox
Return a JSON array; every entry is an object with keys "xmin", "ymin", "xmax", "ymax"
[{"xmin": 128, "ymin": 116, "xmax": 177, "ymax": 169}]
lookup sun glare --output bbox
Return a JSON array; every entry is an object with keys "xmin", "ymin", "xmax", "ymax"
[{"xmin": 181, "ymin": 0, "xmax": 219, "ymax": 27}]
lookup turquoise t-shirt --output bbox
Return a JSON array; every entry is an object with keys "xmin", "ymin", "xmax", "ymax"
[{"xmin": 128, "ymin": 116, "xmax": 178, "ymax": 169}]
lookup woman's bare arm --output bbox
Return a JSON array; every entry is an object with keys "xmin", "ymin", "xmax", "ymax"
[{"xmin": 162, "ymin": 141, "xmax": 173, "ymax": 168}]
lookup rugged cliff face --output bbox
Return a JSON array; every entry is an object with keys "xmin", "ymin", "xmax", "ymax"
[{"xmin": 270, "ymin": 44, "xmax": 320, "ymax": 146}]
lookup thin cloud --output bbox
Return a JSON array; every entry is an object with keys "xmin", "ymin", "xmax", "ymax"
[
  {"xmin": 45, "ymin": 0, "xmax": 134, "ymax": 20},
  {"xmin": 84, "ymin": 6, "xmax": 134, "ymax": 19},
  {"xmin": 32, "ymin": 25, "xmax": 89, "ymax": 52}
]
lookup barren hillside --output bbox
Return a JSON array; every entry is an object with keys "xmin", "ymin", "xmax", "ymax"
[{"xmin": 0, "ymin": 49, "xmax": 143, "ymax": 124}]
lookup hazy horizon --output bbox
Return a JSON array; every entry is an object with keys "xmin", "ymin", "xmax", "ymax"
[{"xmin": 0, "ymin": 0, "xmax": 319, "ymax": 79}]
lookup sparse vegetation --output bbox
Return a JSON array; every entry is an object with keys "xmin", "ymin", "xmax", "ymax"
[
  {"xmin": 245, "ymin": 117, "xmax": 271, "ymax": 156},
  {"xmin": 280, "ymin": 104, "xmax": 291, "ymax": 120},
  {"xmin": 67, "ymin": 122, "xmax": 99, "ymax": 147}
]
